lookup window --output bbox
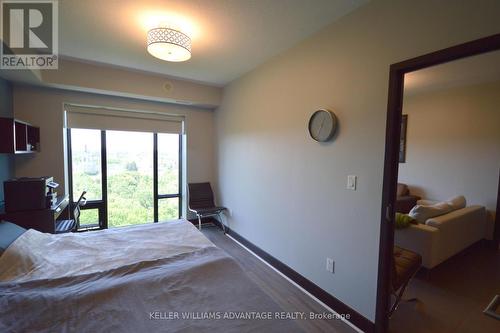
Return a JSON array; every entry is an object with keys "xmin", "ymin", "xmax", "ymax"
[
  {"xmin": 156, "ymin": 133, "xmax": 181, "ymax": 222},
  {"xmin": 158, "ymin": 197, "xmax": 179, "ymax": 221},
  {"xmin": 79, "ymin": 209, "xmax": 99, "ymax": 228},
  {"xmin": 68, "ymin": 129, "xmax": 182, "ymax": 230},
  {"xmin": 158, "ymin": 133, "xmax": 179, "ymax": 194},
  {"xmin": 69, "ymin": 128, "xmax": 104, "ymax": 228},
  {"xmin": 107, "ymin": 131, "xmax": 154, "ymax": 227},
  {"xmin": 70, "ymin": 129, "xmax": 102, "ymax": 202}
]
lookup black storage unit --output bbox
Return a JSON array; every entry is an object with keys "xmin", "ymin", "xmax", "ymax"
[{"xmin": 0, "ymin": 117, "xmax": 40, "ymax": 154}]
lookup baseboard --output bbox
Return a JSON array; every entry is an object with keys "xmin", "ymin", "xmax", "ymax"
[{"xmin": 210, "ymin": 220, "xmax": 375, "ymax": 333}]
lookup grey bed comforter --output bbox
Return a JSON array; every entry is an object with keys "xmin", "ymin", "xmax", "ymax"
[{"xmin": 0, "ymin": 220, "xmax": 301, "ymax": 332}]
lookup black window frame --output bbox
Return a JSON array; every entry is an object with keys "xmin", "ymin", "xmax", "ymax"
[{"xmin": 67, "ymin": 128, "xmax": 183, "ymax": 230}]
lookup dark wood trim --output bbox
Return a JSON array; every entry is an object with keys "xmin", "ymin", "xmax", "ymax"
[
  {"xmin": 494, "ymin": 169, "xmax": 500, "ymax": 248},
  {"xmin": 390, "ymin": 34, "xmax": 500, "ymax": 73},
  {"xmin": 376, "ymin": 67, "xmax": 404, "ymax": 332},
  {"xmin": 376, "ymin": 33, "xmax": 500, "ymax": 333},
  {"xmin": 207, "ymin": 220, "xmax": 375, "ymax": 333}
]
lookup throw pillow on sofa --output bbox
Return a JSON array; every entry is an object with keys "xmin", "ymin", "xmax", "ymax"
[
  {"xmin": 446, "ymin": 195, "xmax": 466, "ymax": 210},
  {"xmin": 417, "ymin": 199, "xmax": 439, "ymax": 206},
  {"xmin": 408, "ymin": 201, "xmax": 453, "ymax": 224},
  {"xmin": 395, "ymin": 213, "xmax": 417, "ymax": 229}
]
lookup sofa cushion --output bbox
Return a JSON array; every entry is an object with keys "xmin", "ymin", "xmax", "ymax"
[
  {"xmin": 397, "ymin": 183, "xmax": 409, "ymax": 197},
  {"xmin": 408, "ymin": 201, "xmax": 453, "ymax": 224},
  {"xmin": 446, "ymin": 195, "xmax": 466, "ymax": 211},
  {"xmin": 417, "ymin": 199, "xmax": 439, "ymax": 206}
]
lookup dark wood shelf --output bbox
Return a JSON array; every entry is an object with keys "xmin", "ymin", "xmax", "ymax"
[
  {"xmin": 0, "ymin": 117, "xmax": 40, "ymax": 154},
  {"xmin": 0, "ymin": 196, "xmax": 70, "ymax": 234}
]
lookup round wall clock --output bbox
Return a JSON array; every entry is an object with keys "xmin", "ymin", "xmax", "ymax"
[{"xmin": 308, "ymin": 109, "xmax": 337, "ymax": 142}]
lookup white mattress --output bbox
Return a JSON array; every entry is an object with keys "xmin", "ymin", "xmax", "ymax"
[
  {"xmin": 0, "ymin": 219, "xmax": 301, "ymax": 332},
  {"xmin": 0, "ymin": 219, "xmax": 215, "ymax": 282}
]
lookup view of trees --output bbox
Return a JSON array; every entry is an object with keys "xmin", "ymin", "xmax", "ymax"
[{"xmin": 71, "ymin": 129, "xmax": 180, "ymax": 228}]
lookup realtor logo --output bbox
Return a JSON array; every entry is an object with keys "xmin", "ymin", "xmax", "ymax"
[{"xmin": 1, "ymin": 0, "xmax": 58, "ymax": 69}]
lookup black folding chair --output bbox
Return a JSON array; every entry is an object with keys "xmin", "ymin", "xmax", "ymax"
[
  {"xmin": 55, "ymin": 191, "xmax": 87, "ymax": 233},
  {"xmin": 188, "ymin": 183, "xmax": 227, "ymax": 233}
]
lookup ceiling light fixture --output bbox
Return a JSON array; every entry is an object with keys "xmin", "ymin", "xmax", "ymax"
[{"xmin": 147, "ymin": 27, "xmax": 191, "ymax": 62}]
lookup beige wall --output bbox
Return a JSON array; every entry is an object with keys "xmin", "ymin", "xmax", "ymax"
[
  {"xmin": 215, "ymin": 0, "xmax": 500, "ymax": 321},
  {"xmin": 13, "ymin": 84, "xmax": 215, "ymax": 217},
  {"xmin": 40, "ymin": 58, "xmax": 222, "ymax": 108},
  {"xmin": 399, "ymin": 81, "xmax": 500, "ymax": 237}
]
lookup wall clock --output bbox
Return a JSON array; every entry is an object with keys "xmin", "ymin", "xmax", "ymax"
[{"xmin": 308, "ymin": 109, "xmax": 337, "ymax": 142}]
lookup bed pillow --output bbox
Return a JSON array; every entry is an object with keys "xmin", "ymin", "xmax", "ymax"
[
  {"xmin": 408, "ymin": 201, "xmax": 453, "ymax": 224},
  {"xmin": 0, "ymin": 221, "xmax": 27, "ymax": 256}
]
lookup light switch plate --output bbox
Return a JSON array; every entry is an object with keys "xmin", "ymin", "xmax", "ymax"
[
  {"xmin": 347, "ymin": 175, "xmax": 357, "ymax": 190},
  {"xmin": 326, "ymin": 258, "xmax": 335, "ymax": 273}
]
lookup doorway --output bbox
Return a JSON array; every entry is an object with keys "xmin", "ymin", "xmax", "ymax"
[{"xmin": 375, "ymin": 34, "xmax": 500, "ymax": 333}]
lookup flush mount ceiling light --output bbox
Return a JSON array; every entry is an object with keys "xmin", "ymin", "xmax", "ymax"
[{"xmin": 147, "ymin": 27, "xmax": 191, "ymax": 62}]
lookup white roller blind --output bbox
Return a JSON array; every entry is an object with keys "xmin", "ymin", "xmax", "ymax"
[{"xmin": 65, "ymin": 104, "xmax": 184, "ymax": 134}]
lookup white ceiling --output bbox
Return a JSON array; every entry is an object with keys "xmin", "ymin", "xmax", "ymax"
[
  {"xmin": 404, "ymin": 50, "xmax": 500, "ymax": 96},
  {"xmin": 56, "ymin": 0, "xmax": 368, "ymax": 86}
]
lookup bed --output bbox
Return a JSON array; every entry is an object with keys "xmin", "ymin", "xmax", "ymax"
[{"xmin": 0, "ymin": 219, "xmax": 302, "ymax": 332}]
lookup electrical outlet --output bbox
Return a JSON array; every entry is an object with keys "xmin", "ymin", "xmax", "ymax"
[
  {"xmin": 347, "ymin": 175, "xmax": 357, "ymax": 190},
  {"xmin": 326, "ymin": 258, "xmax": 335, "ymax": 273}
]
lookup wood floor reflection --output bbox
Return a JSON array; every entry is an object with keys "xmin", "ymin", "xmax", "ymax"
[
  {"xmin": 390, "ymin": 242, "xmax": 500, "ymax": 333},
  {"xmin": 201, "ymin": 225, "xmax": 357, "ymax": 333}
]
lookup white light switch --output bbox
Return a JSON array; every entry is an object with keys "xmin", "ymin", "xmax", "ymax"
[
  {"xmin": 326, "ymin": 258, "xmax": 335, "ymax": 273},
  {"xmin": 347, "ymin": 175, "xmax": 357, "ymax": 190}
]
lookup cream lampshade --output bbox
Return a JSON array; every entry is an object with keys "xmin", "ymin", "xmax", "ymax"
[{"xmin": 147, "ymin": 27, "xmax": 191, "ymax": 62}]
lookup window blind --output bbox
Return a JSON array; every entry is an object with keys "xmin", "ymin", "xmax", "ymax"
[{"xmin": 65, "ymin": 104, "xmax": 184, "ymax": 134}]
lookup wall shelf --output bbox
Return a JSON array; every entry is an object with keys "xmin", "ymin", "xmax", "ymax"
[{"xmin": 0, "ymin": 117, "xmax": 40, "ymax": 154}]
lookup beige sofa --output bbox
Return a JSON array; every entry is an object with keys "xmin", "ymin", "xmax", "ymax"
[{"xmin": 394, "ymin": 205, "xmax": 487, "ymax": 269}]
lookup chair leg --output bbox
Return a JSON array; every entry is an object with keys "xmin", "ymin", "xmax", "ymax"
[
  {"xmin": 197, "ymin": 215, "xmax": 202, "ymax": 230},
  {"xmin": 389, "ymin": 289, "xmax": 405, "ymax": 317},
  {"xmin": 218, "ymin": 213, "xmax": 226, "ymax": 234},
  {"xmin": 388, "ymin": 272, "xmax": 419, "ymax": 317}
]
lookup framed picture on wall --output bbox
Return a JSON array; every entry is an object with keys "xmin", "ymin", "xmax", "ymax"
[{"xmin": 399, "ymin": 115, "xmax": 408, "ymax": 163}]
